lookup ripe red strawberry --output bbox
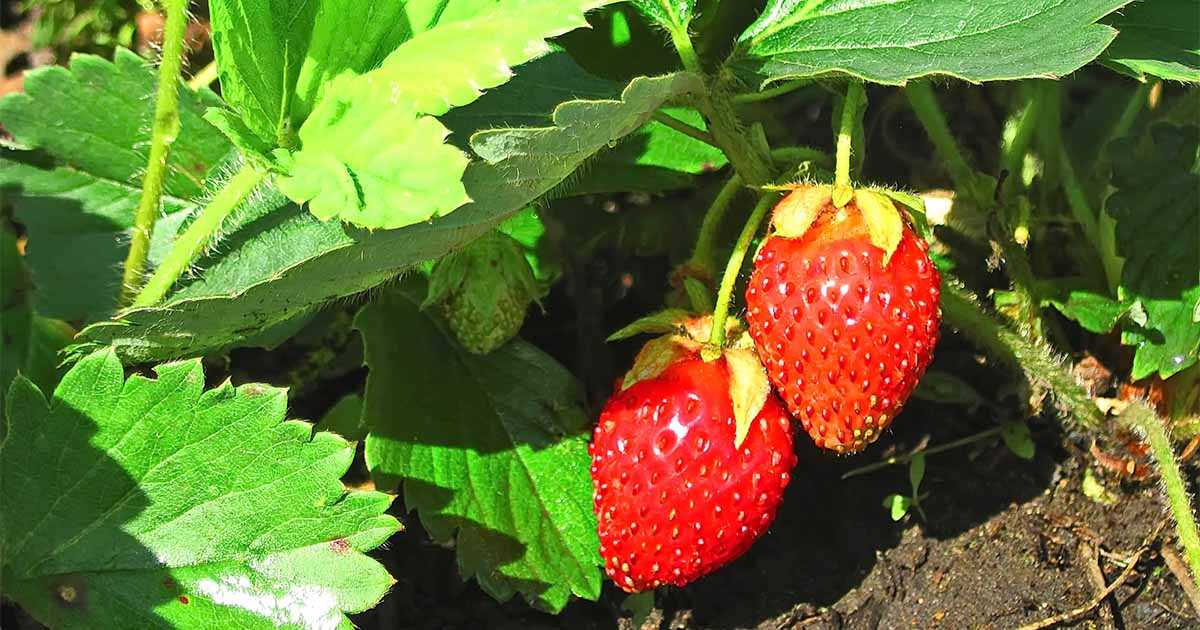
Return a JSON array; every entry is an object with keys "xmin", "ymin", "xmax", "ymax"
[
  {"xmin": 745, "ymin": 187, "xmax": 940, "ymax": 453},
  {"xmin": 590, "ymin": 353, "xmax": 796, "ymax": 592}
]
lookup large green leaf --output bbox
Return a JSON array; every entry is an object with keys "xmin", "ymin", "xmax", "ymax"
[
  {"xmin": 735, "ymin": 0, "xmax": 1129, "ymax": 86},
  {"xmin": 357, "ymin": 287, "xmax": 599, "ymax": 612},
  {"xmin": 441, "ymin": 52, "xmax": 724, "ymax": 194},
  {"xmin": 0, "ymin": 49, "xmax": 234, "ymax": 322},
  {"xmin": 1, "ymin": 349, "xmax": 400, "ymax": 628},
  {"xmin": 275, "ymin": 0, "xmax": 614, "ymax": 229},
  {"xmin": 1101, "ymin": 0, "xmax": 1200, "ymax": 82},
  {"xmin": 275, "ymin": 80, "xmax": 472, "ymax": 229},
  {"xmin": 207, "ymin": 0, "xmax": 511, "ymax": 147},
  {"xmin": 78, "ymin": 72, "xmax": 702, "ymax": 363},
  {"xmin": 1106, "ymin": 123, "xmax": 1200, "ymax": 379}
]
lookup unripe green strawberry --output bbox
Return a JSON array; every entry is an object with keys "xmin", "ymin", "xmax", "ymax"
[
  {"xmin": 591, "ymin": 316, "xmax": 796, "ymax": 592},
  {"xmin": 425, "ymin": 231, "xmax": 541, "ymax": 354},
  {"xmin": 745, "ymin": 186, "xmax": 940, "ymax": 453}
]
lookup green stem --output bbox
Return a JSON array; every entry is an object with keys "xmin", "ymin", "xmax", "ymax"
[
  {"xmin": 705, "ymin": 192, "xmax": 779, "ymax": 354},
  {"xmin": 669, "ymin": 27, "xmax": 704, "ymax": 75},
  {"xmin": 651, "ymin": 111, "xmax": 719, "ymax": 148},
  {"xmin": 842, "ymin": 426, "xmax": 1005, "ymax": 479},
  {"xmin": 700, "ymin": 72, "xmax": 776, "ymax": 187},
  {"xmin": 770, "ymin": 145, "xmax": 834, "ymax": 171},
  {"xmin": 834, "ymin": 81, "xmax": 865, "ymax": 204},
  {"xmin": 1120, "ymin": 403, "xmax": 1200, "ymax": 588},
  {"xmin": 688, "ymin": 173, "xmax": 744, "ymax": 274},
  {"xmin": 118, "ymin": 0, "xmax": 189, "ymax": 307},
  {"xmin": 187, "ymin": 60, "xmax": 219, "ymax": 91},
  {"xmin": 905, "ymin": 82, "xmax": 977, "ymax": 200},
  {"xmin": 132, "ymin": 164, "xmax": 266, "ymax": 308},
  {"xmin": 940, "ymin": 277, "xmax": 1104, "ymax": 432},
  {"xmin": 1108, "ymin": 81, "xmax": 1153, "ymax": 147},
  {"xmin": 732, "ymin": 80, "xmax": 811, "ymax": 104},
  {"xmin": 1000, "ymin": 87, "xmax": 1043, "ymax": 202}
]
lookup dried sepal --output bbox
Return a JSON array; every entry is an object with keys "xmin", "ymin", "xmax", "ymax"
[
  {"xmin": 725, "ymin": 344, "xmax": 771, "ymax": 448},
  {"xmin": 771, "ymin": 185, "xmax": 833, "ymax": 239},
  {"xmin": 854, "ymin": 189, "xmax": 904, "ymax": 265}
]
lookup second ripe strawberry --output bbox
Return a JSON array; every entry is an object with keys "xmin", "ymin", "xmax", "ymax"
[{"xmin": 745, "ymin": 187, "xmax": 941, "ymax": 453}]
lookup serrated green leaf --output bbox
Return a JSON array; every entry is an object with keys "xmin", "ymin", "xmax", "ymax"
[
  {"xmin": 0, "ymin": 49, "xmax": 233, "ymax": 321},
  {"xmin": 276, "ymin": 2, "xmax": 614, "ymax": 229},
  {"xmin": 1046, "ymin": 290, "xmax": 1128, "ymax": 333},
  {"xmin": 277, "ymin": 80, "xmax": 471, "ymax": 229},
  {"xmin": 1101, "ymin": 0, "xmax": 1200, "ymax": 82},
  {"xmin": 735, "ymin": 0, "xmax": 1129, "ymax": 86},
  {"xmin": 1106, "ymin": 124, "xmax": 1200, "ymax": 378},
  {"xmin": 1, "ymin": 349, "xmax": 399, "ymax": 629},
  {"xmin": 357, "ymin": 287, "xmax": 599, "ymax": 612},
  {"xmin": 368, "ymin": 0, "xmax": 613, "ymax": 117},
  {"xmin": 629, "ymin": 0, "xmax": 695, "ymax": 33},
  {"xmin": 442, "ymin": 52, "xmax": 722, "ymax": 194},
  {"xmin": 78, "ymin": 73, "xmax": 700, "ymax": 363},
  {"xmin": 209, "ymin": 0, "xmax": 503, "ymax": 147}
]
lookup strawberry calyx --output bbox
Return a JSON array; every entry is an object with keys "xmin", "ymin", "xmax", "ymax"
[
  {"xmin": 768, "ymin": 183, "xmax": 927, "ymax": 267},
  {"xmin": 610, "ymin": 311, "xmax": 772, "ymax": 448}
]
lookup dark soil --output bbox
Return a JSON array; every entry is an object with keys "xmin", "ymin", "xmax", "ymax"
[{"xmin": 360, "ymin": 398, "xmax": 1196, "ymax": 630}]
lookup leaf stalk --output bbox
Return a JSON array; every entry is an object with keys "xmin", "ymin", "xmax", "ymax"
[
  {"xmin": 705, "ymin": 192, "xmax": 779, "ymax": 354},
  {"xmin": 1119, "ymin": 402, "xmax": 1200, "ymax": 588},
  {"xmin": 132, "ymin": 163, "xmax": 266, "ymax": 308},
  {"xmin": 118, "ymin": 0, "xmax": 190, "ymax": 307}
]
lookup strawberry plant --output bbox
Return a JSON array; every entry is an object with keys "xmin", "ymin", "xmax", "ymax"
[{"xmin": 1, "ymin": 0, "xmax": 1198, "ymax": 627}]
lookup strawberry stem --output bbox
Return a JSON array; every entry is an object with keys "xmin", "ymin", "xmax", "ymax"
[
  {"xmin": 705, "ymin": 192, "xmax": 780, "ymax": 356},
  {"xmin": 833, "ymin": 80, "xmax": 865, "ymax": 206},
  {"xmin": 688, "ymin": 172, "xmax": 744, "ymax": 276},
  {"xmin": 118, "ymin": 0, "xmax": 190, "ymax": 307},
  {"xmin": 132, "ymin": 163, "xmax": 266, "ymax": 308},
  {"xmin": 651, "ymin": 111, "xmax": 719, "ymax": 149},
  {"xmin": 904, "ymin": 82, "xmax": 979, "ymax": 202},
  {"xmin": 1118, "ymin": 402, "xmax": 1200, "ymax": 587}
]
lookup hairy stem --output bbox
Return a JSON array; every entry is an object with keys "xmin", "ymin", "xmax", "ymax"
[
  {"xmin": 706, "ymin": 192, "xmax": 779, "ymax": 354},
  {"xmin": 1119, "ymin": 403, "xmax": 1200, "ymax": 588},
  {"xmin": 701, "ymin": 74, "xmax": 775, "ymax": 186},
  {"xmin": 118, "ymin": 0, "xmax": 189, "ymax": 307},
  {"xmin": 905, "ymin": 82, "xmax": 977, "ymax": 200},
  {"xmin": 833, "ymin": 81, "xmax": 865, "ymax": 205},
  {"xmin": 688, "ymin": 173, "xmax": 744, "ymax": 274},
  {"xmin": 651, "ymin": 111, "xmax": 719, "ymax": 148},
  {"xmin": 132, "ymin": 164, "xmax": 266, "ymax": 308},
  {"xmin": 940, "ymin": 277, "xmax": 1104, "ymax": 432},
  {"xmin": 669, "ymin": 26, "xmax": 704, "ymax": 75}
]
